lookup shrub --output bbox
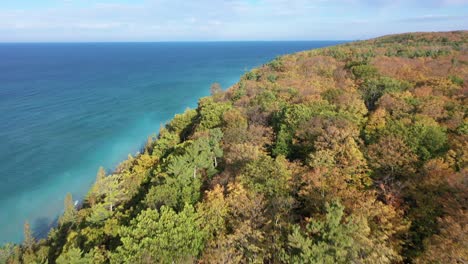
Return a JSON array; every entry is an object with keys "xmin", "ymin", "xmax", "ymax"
[
  {"xmin": 449, "ymin": 75, "xmax": 464, "ymax": 86},
  {"xmin": 267, "ymin": 74, "xmax": 277, "ymax": 83},
  {"xmin": 245, "ymin": 71, "xmax": 259, "ymax": 81},
  {"xmin": 351, "ymin": 64, "xmax": 378, "ymax": 79},
  {"xmin": 268, "ymin": 57, "xmax": 285, "ymax": 72}
]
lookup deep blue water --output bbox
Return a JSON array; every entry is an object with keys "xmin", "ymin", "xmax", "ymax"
[{"xmin": 0, "ymin": 41, "xmax": 342, "ymax": 243}]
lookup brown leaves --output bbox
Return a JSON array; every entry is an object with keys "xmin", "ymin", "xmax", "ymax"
[
  {"xmin": 200, "ymin": 184, "xmax": 268, "ymax": 263},
  {"xmin": 416, "ymin": 211, "xmax": 468, "ymax": 264},
  {"xmin": 367, "ymin": 135, "xmax": 417, "ymax": 181}
]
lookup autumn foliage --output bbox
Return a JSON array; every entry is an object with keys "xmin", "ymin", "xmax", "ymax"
[{"xmin": 1, "ymin": 31, "xmax": 467, "ymax": 264}]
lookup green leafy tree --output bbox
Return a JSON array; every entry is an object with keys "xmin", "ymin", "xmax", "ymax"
[
  {"xmin": 239, "ymin": 155, "xmax": 291, "ymax": 200},
  {"xmin": 86, "ymin": 204, "xmax": 112, "ymax": 224},
  {"xmin": 359, "ymin": 77, "xmax": 410, "ymax": 110},
  {"xmin": 384, "ymin": 117, "xmax": 448, "ymax": 161},
  {"xmin": 351, "ymin": 64, "xmax": 378, "ymax": 79},
  {"xmin": 165, "ymin": 108, "xmax": 197, "ymax": 141},
  {"xmin": 197, "ymin": 97, "xmax": 232, "ymax": 131},
  {"xmin": 0, "ymin": 244, "xmax": 19, "ymax": 264},
  {"xmin": 272, "ymin": 102, "xmax": 335, "ymax": 158},
  {"xmin": 100, "ymin": 174, "xmax": 128, "ymax": 212},
  {"xmin": 112, "ymin": 205, "xmax": 205, "ymax": 264},
  {"xmin": 146, "ymin": 129, "xmax": 223, "ymax": 209}
]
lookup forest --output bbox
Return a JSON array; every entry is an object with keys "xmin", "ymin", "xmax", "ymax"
[{"xmin": 1, "ymin": 31, "xmax": 467, "ymax": 263}]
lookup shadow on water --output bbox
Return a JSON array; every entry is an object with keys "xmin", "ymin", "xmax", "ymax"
[
  {"xmin": 32, "ymin": 199, "xmax": 85, "ymax": 241},
  {"xmin": 33, "ymin": 216, "xmax": 58, "ymax": 240}
]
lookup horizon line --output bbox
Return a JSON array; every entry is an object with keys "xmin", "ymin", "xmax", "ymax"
[{"xmin": 0, "ymin": 40, "xmax": 353, "ymax": 44}]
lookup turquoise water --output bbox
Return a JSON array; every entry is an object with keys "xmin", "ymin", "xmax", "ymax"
[{"xmin": 0, "ymin": 41, "xmax": 342, "ymax": 243}]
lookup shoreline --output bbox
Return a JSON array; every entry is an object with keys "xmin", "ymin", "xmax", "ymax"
[{"xmin": 0, "ymin": 41, "xmax": 344, "ymax": 244}]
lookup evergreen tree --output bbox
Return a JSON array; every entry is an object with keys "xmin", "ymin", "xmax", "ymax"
[
  {"xmin": 59, "ymin": 193, "xmax": 77, "ymax": 225},
  {"xmin": 284, "ymin": 202, "xmax": 359, "ymax": 263},
  {"xmin": 56, "ymin": 247, "xmax": 92, "ymax": 264},
  {"xmin": 22, "ymin": 221, "xmax": 35, "ymax": 252}
]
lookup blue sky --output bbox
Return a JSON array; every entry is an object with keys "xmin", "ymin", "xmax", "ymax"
[{"xmin": 1, "ymin": 0, "xmax": 467, "ymax": 42}]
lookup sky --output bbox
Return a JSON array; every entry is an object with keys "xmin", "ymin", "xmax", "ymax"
[{"xmin": 1, "ymin": 0, "xmax": 467, "ymax": 42}]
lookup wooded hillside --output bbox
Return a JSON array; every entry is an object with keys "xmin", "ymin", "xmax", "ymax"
[{"xmin": 1, "ymin": 31, "xmax": 467, "ymax": 264}]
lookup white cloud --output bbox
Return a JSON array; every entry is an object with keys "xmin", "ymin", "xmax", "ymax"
[
  {"xmin": 74, "ymin": 22, "xmax": 123, "ymax": 30},
  {"xmin": 0, "ymin": 0, "xmax": 466, "ymax": 41}
]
